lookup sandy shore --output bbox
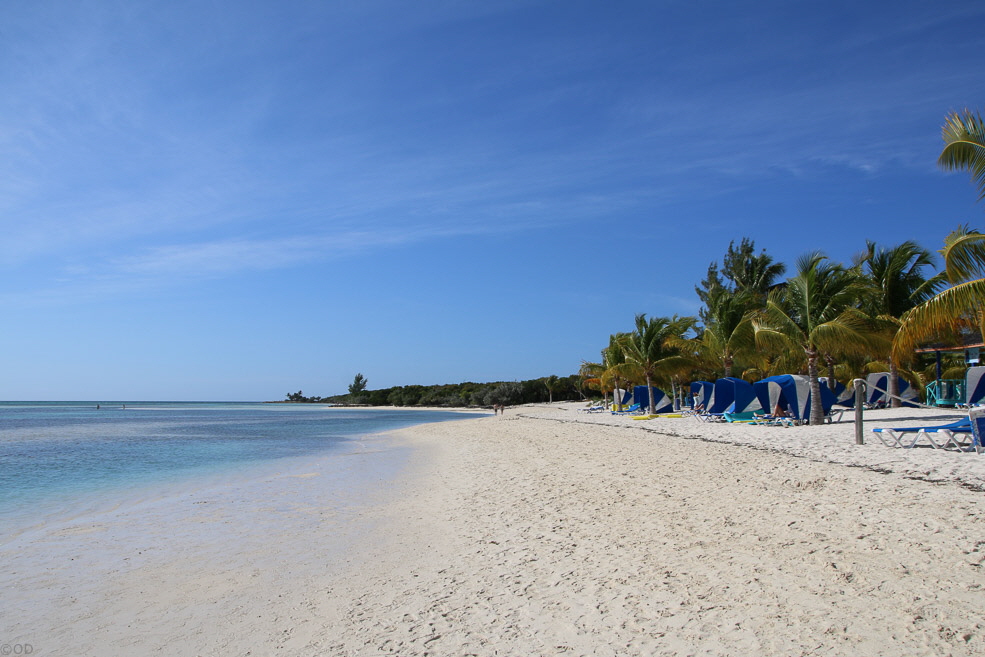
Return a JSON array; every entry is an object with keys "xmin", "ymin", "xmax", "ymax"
[{"xmin": 3, "ymin": 404, "xmax": 985, "ymax": 655}]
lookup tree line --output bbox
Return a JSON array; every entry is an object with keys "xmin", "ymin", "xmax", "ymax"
[{"xmin": 285, "ymin": 374, "xmax": 585, "ymax": 408}]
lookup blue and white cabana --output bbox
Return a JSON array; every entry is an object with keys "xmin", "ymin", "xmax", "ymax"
[
  {"xmin": 967, "ymin": 366, "xmax": 985, "ymax": 406},
  {"xmin": 613, "ymin": 388, "xmax": 632, "ymax": 406},
  {"xmin": 690, "ymin": 381, "xmax": 714, "ymax": 409},
  {"xmin": 633, "ymin": 386, "xmax": 674, "ymax": 414},
  {"xmin": 820, "ymin": 376, "xmax": 854, "ymax": 407},
  {"xmin": 754, "ymin": 375, "xmax": 836, "ymax": 422},
  {"xmin": 865, "ymin": 372, "xmax": 919, "ymax": 407},
  {"xmin": 708, "ymin": 377, "xmax": 762, "ymax": 414}
]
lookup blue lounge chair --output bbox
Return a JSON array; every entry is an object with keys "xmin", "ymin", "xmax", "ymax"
[
  {"xmin": 871, "ymin": 417, "xmax": 972, "ymax": 450},
  {"xmin": 723, "ymin": 411, "xmax": 758, "ymax": 423},
  {"xmin": 612, "ymin": 403, "xmax": 641, "ymax": 415}
]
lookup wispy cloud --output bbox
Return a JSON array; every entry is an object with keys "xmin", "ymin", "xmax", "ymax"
[{"xmin": 0, "ymin": 216, "xmax": 543, "ymax": 306}]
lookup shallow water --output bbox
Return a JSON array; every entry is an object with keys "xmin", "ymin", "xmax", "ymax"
[{"xmin": 0, "ymin": 402, "xmax": 483, "ymax": 537}]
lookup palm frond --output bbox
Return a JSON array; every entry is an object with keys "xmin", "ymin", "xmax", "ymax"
[
  {"xmin": 892, "ymin": 277, "xmax": 985, "ymax": 358},
  {"xmin": 939, "ymin": 109, "xmax": 985, "ymax": 201},
  {"xmin": 940, "ymin": 225, "xmax": 985, "ymax": 283}
]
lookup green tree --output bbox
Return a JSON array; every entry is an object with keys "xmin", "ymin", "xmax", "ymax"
[
  {"xmin": 580, "ymin": 334, "xmax": 631, "ymax": 409},
  {"xmin": 724, "ymin": 237, "xmax": 787, "ymax": 301},
  {"xmin": 486, "ymin": 381, "xmax": 522, "ymax": 406},
  {"xmin": 348, "ymin": 373, "xmax": 368, "ymax": 395},
  {"xmin": 894, "ymin": 226, "xmax": 985, "ymax": 359},
  {"xmin": 700, "ymin": 286, "xmax": 757, "ymax": 378},
  {"xmin": 543, "ymin": 375, "xmax": 561, "ymax": 403},
  {"xmin": 621, "ymin": 314, "xmax": 697, "ymax": 415},
  {"xmin": 939, "ymin": 108, "xmax": 985, "ymax": 200},
  {"xmin": 891, "ymin": 111, "xmax": 985, "ymax": 367},
  {"xmin": 754, "ymin": 253, "xmax": 871, "ymax": 424},
  {"xmin": 856, "ymin": 240, "xmax": 940, "ymax": 406},
  {"xmin": 696, "ymin": 238, "xmax": 786, "ymax": 322}
]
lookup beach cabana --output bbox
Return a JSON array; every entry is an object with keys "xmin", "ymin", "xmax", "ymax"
[
  {"xmin": 754, "ymin": 375, "xmax": 836, "ymax": 422},
  {"xmin": 633, "ymin": 386, "xmax": 674, "ymax": 414},
  {"xmin": 613, "ymin": 388, "xmax": 632, "ymax": 406},
  {"xmin": 708, "ymin": 377, "xmax": 762, "ymax": 414},
  {"xmin": 689, "ymin": 381, "xmax": 714, "ymax": 409},
  {"xmin": 866, "ymin": 372, "xmax": 919, "ymax": 407},
  {"xmin": 966, "ymin": 366, "xmax": 985, "ymax": 406},
  {"xmin": 820, "ymin": 377, "xmax": 854, "ymax": 407}
]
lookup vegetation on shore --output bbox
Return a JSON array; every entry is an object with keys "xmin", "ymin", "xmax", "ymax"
[
  {"xmin": 582, "ymin": 109, "xmax": 985, "ymax": 421},
  {"xmin": 285, "ymin": 374, "xmax": 585, "ymax": 408}
]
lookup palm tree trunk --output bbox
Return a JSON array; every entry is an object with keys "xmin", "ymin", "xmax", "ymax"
[
  {"xmin": 723, "ymin": 354, "xmax": 732, "ymax": 379},
  {"xmin": 889, "ymin": 359, "xmax": 900, "ymax": 409},
  {"xmin": 807, "ymin": 348, "xmax": 825, "ymax": 425},
  {"xmin": 646, "ymin": 375, "xmax": 656, "ymax": 415},
  {"xmin": 825, "ymin": 354, "xmax": 836, "ymax": 387}
]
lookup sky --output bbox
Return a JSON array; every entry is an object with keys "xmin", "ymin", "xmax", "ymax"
[{"xmin": 1, "ymin": 0, "xmax": 984, "ymax": 400}]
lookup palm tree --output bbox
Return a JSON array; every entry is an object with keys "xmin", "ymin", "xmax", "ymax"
[
  {"xmin": 939, "ymin": 109, "xmax": 985, "ymax": 201},
  {"xmin": 856, "ymin": 240, "xmax": 940, "ymax": 406},
  {"xmin": 543, "ymin": 375, "xmax": 561, "ymax": 403},
  {"xmin": 753, "ymin": 252, "xmax": 872, "ymax": 424},
  {"xmin": 580, "ymin": 334, "xmax": 631, "ymax": 409},
  {"xmin": 621, "ymin": 314, "xmax": 697, "ymax": 414},
  {"xmin": 892, "ymin": 109, "xmax": 985, "ymax": 362},
  {"xmin": 894, "ymin": 226, "xmax": 985, "ymax": 360},
  {"xmin": 700, "ymin": 287, "xmax": 757, "ymax": 378}
]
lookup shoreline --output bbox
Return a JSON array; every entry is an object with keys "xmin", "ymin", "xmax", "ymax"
[{"xmin": 4, "ymin": 405, "xmax": 984, "ymax": 655}]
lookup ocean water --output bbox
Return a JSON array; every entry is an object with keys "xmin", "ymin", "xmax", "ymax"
[{"xmin": 0, "ymin": 402, "xmax": 484, "ymax": 535}]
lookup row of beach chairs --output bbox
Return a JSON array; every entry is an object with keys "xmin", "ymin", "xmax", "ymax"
[{"xmin": 580, "ymin": 400, "xmax": 984, "ymax": 454}]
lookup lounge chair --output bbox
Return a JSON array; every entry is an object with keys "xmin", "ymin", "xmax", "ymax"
[
  {"xmin": 749, "ymin": 413, "xmax": 795, "ymax": 427},
  {"xmin": 870, "ymin": 417, "xmax": 972, "ymax": 450},
  {"xmin": 611, "ymin": 403, "xmax": 641, "ymax": 415},
  {"xmin": 723, "ymin": 411, "xmax": 758, "ymax": 423},
  {"xmin": 693, "ymin": 410, "xmax": 726, "ymax": 422}
]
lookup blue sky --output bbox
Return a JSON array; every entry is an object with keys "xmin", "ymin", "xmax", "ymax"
[{"xmin": 1, "ymin": 0, "xmax": 983, "ymax": 400}]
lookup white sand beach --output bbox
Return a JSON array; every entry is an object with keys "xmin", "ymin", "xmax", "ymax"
[{"xmin": 3, "ymin": 404, "xmax": 985, "ymax": 656}]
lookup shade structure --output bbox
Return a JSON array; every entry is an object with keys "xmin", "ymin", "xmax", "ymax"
[
  {"xmin": 820, "ymin": 376, "xmax": 854, "ymax": 407},
  {"xmin": 690, "ymin": 381, "xmax": 714, "ymax": 408},
  {"xmin": 633, "ymin": 386, "xmax": 674, "ymax": 413},
  {"xmin": 754, "ymin": 375, "xmax": 836, "ymax": 421},
  {"xmin": 967, "ymin": 366, "xmax": 985, "ymax": 405},
  {"xmin": 708, "ymin": 377, "xmax": 762, "ymax": 414},
  {"xmin": 613, "ymin": 388, "xmax": 632, "ymax": 406},
  {"xmin": 865, "ymin": 372, "xmax": 919, "ymax": 407}
]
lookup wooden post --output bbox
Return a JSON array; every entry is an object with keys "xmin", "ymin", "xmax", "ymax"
[{"xmin": 853, "ymin": 378, "xmax": 865, "ymax": 445}]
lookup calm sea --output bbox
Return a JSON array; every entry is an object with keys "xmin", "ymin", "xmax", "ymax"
[{"xmin": 0, "ymin": 402, "xmax": 484, "ymax": 534}]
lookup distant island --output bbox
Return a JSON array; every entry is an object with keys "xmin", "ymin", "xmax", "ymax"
[{"xmin": 283, "ymin": 373, "xmax": 583, "ymax": 408}]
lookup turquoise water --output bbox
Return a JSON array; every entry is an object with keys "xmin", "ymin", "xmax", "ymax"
[{"xmin": 0, "ymin": 402, "xmax": 483, "ymax": 527}]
